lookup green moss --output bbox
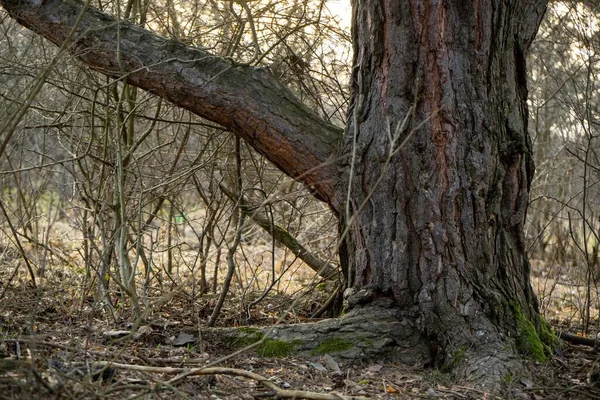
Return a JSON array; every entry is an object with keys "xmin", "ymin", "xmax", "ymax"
[
  {"xmin": 538, "ymin": 318, "xmax": 558, "ymax": 347},
  {"xmin": 237, "ymin": 326, "xmax": 260, "ymax": 335},
  {"xmin": 452, "ymin": 345, "xmax": 468, "ymax": 367},
  {"xmin": 511, "ymin": 303, "xmax": 549, "ymax": 362},
  {"xmin": 311, "ymin": 337, "xmax": 353, "ymax": 355},
  {"xmin": 231, "ymin": 331, "xmax": 262, "ymax": 348},
  {"xmin": 231, "ymin": 330, "xmax": 299, "ymax": 358},
  {"xmin": 257, "ymin": 339, "xmax": 301, "ymax": 357}
]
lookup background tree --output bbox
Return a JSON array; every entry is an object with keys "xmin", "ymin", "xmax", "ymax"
[{"xmin": 526, "ymin": 1, "xmax": 600, "ymax": 335}]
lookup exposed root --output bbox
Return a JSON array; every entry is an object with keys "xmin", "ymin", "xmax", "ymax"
[
  {"xmin": 206, "ymin": 297, "xmax": 432, "ymax": 366},
  {"xmin": 455, "ymin": 344, "xmax": 525, "ymax": 393},
  {"xmin": 559, "ymin": 331, "xmax": 598, "ymax": 348},
  {"xmin": 207, "ymin": 297, "xmax": 535, "ymax": 395}
]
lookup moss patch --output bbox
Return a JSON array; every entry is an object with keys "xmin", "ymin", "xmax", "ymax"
[
  {"xmin": 451, "ymin": 345, "xmax": 468, "ymax": 367},
  {"xmin": 237, "ymin": 326, "xmax": 260, "ymax": 335},
  {"xmin": 230, "ymin": 330, "xmax": 299, "ymax": 358},
  {"xmin": 511, "ymin": 303, "xmax": 550, "ymax": 362},
  {"xmin": 257, "ymin": 339, "xmax": 301, "ymax": 357},
  {"xmin": 311, "ymin": 337, "xmax": 353, "ymax": 355},
  {"xmin": 231, "ymin": 331, "xmax": 262, "ymax": 349},
  {"xmin": 538, "ymin": 318, "xmax": 558, "ymax": 347}
]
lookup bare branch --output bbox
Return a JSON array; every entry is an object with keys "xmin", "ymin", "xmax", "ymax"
[
  {"xmin": 219, "ymin": 182, "xmax": 340, "ymax": 281},
  {"xmin": 0, "ymin": 0, "xmax": 343, "ymax": 206}
]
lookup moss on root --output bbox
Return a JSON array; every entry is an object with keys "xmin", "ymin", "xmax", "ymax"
[
  {"xmin": 451, "ymin": 345, "xmax": 469, "ymax": 368},
  {"xmin": 231, "ymin": 328, "xmax": 300, "ymax": 358},
  {"xmin": 511, "ymin": 303, "xmax": 554, "ymax": 362},
  {"xmin": 311, "ymin": 337, "xmax": 353, "ymax": 355},
  {"xmin": 257, "ymin": 339, "xmax": 301, "ymax": 357},
  {"xmin": 236, "ymin": 326, "xmax": 261, "ymax": 335},
  {"xmin": 231, "ymin": 330, "xmax": 262, "ymax": 348}
]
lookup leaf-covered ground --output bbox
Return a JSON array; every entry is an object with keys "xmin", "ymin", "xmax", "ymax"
[{"xmin": 1, "ymin": 265, "xmax": 600, "ymax": 400}]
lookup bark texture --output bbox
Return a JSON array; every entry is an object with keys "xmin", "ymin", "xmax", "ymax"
[
  {"xmin": 338, "ymin": 0, "xmax": 548, "ymax": 386},
  {"xmin": 1, "ymin": 0, "xmax": 551, "ymax": 391},
  {"xmin": 205, "ymin": 298, "xmax": 430, "ymax": 366}
]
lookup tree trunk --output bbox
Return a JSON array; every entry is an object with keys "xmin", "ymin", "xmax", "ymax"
[
  {"xmin": 337, "ymin": 0, "xmax": 548, "ymax": 386},
  {"xmin": 0, "ymin": 0, "xmax": 551, "ymax": 391}
]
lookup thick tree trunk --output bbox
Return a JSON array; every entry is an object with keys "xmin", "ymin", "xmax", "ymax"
[{"xmin": 337, "ymin": 0, "xmax": 548, "ymax": 386}]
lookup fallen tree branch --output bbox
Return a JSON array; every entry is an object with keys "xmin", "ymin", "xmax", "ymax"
[
  {"xmin": 95, "ymin": 361, "xmax": 368, "ymax": 400},
  {"xmin": 559, "ymin": 331, "xmax": 598, "ymax": 348},
  {"xmin": 219, "ymin": 182, "xmax": 339, "ymax": 281}
]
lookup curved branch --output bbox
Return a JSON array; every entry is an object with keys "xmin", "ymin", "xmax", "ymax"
[{"xmin": 0, "ymin": 0, "xmax": 343, "ymax": 206}]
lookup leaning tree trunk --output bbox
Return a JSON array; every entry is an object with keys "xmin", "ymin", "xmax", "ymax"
[{"xmin": 337, "ymin": 0, "xmax": 548, "ymax": 386}]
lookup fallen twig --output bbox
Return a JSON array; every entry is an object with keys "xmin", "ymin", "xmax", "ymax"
[{"xmin": 95, "ymin": 361, "xmax": 368, "ymax": 400}]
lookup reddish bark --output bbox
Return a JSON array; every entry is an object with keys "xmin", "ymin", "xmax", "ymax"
[{"xmin": 338, "ymin": 0, "xmax": 548, "ymax": 382}]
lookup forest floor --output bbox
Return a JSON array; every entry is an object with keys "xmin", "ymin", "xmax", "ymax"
[
  {"xmin": 1, "ymin": 222, "xmax": 600, "ymax": 399},
  {"xmin": 1, "ymin": 268, "xmax": 600, "ymax": 400}
]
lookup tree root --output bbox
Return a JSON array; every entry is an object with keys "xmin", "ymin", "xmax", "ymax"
[
  {"xmin": 204, "ymin": 297, "xmax": 530, "ymax": 394},
  {"xmin": 204, "ymin": 297, "xmax": 431, "ymax": 366},
  {"xmin": 453, "ymin": 342, "xmax": 525, "ymax": 394}
]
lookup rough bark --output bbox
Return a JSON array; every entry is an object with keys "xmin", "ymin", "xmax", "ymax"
[
  {"xmin": 338, "ymin": 0, "xmax": 548, "ymax": 388},
  {"xmin": 0, "ymin": 0, "xmax": 342, "ymax": 205},
  {"xmin": 204, "ymin": 298, "xmax": 429, "ymax": 365},
  {"xmin": 1, "ymin": 0, "xmax": 551, "ymax": 392}
]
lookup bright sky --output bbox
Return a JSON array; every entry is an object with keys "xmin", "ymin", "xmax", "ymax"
[{"xmin": 326, "ymin": 0, "xmax": 351, "ymax": 28}]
